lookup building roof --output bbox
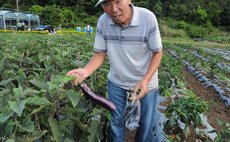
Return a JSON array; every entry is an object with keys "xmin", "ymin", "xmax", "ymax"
[
  {"xmin": 0, "ymin": 10, "xmax": 39, "ymax": 21},
  {"xmin": 0, "ymin": 10, "xmax": 17, "ymax": 19},
  {"xmin": 14, "ymin": 12, "xmax": 29, "ymax": 20},
  {"xmin": 26, "ymin": 14, "xmax": 39, "ymax": 21}
]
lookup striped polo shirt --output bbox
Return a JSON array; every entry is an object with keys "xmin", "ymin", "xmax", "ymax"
[{"xmin": 93, "ymin": 5, "xmax": 162, "ymax": 90}]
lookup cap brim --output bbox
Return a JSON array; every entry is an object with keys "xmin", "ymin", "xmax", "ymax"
[{"xmin": 95, "ymin": 0, "xmax": 105, "ymax": 7}]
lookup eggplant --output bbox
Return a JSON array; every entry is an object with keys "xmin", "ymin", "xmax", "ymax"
[{"xmin": 78, "ymin": 83, "xmax": 116, "ymax": 111}]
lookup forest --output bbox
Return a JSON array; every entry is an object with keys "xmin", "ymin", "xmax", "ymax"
[{"xmin": 1, "ymin": 0, "xmax": 230, "ymax": 31}]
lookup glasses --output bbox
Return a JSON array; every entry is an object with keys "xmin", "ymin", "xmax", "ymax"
[{"xmin": 102, "ymin": 0, "xmax": 122, "ymax": 8}]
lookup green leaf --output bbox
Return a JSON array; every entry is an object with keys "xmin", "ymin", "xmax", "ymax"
[
  {"xmin": 5, "ymin": 120, "xmax": 15, "ymax": 135},
  {"xmin": 64, "ymin": 137, "xmax": 74, "ymax": 142},
  {"xmin": 5, "ymin": 139, "xmax": 15, "ymax": 142},
  {"xmin": 48, "ymin": 82, "xmax": 59, "ymax": 91},
  {"xmin": 0, "ymin": 89, "xmax": 11, "ymax": 96},
  {"xmin": 87, "ymin": 120, "xmax": 103, "ymax": 142},
  {"xmin": 0, "ymin": 112, "xmax": 11, "ymax": 123},
  {"xmin": 13, "ymin": 86, "xmax": 23, "ymax": 97},
  {"xmin": 25, "ymin": 88, "xmax": 40, "ymax": 95},
  {"xmin": 62, "ymin": 75, "xmax": 76, "ymax": 84},
  {"xmin": 26, "ymin": 96, "xmax": 51, "ymax": 106},
  {"xmin": 26, "ymin": 106, "xmax": 45, "ymax": 118},
  {"xmin": 8, "ymin": 100, "xmax": 27, "ymax": 117},
  {"xmin": 0, "ymin": 78, "xmax": 14, "ymax": 86},
  {"xmin": 17, "ymin": 69, "xmax": 27, "ymax": 85},
  {"xmin": 72, "ymin": 117, "xmax": 89, "ymax": 131},
  {"xmin": 66, "ymin": 90, "xmax": 80, "ymax": 107},
  {"xmin": 29, "ymin": 79, "xmax": 48, "ymax": 90},
  {"xmin": 48, "ymin": 117, "xmax": 62, "ymax": 142},
  {"xmin": 24, "ymin": 130, "xmax": 48, "ymax": 141},
  {"xmin": 16, "ymin": 118, "xmax": 34, "ymax": 133}
]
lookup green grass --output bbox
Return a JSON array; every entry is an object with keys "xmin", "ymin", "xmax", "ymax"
[
  {"xmin": 160, "ymin": 19, "xmax": 230, "ymax": 49},
  {"xmin": 163, "ymin": 37, "xmax": 230, "ymax": 49},
  {"xmin": 1, "ymin": 23, "xmax": 229, "ymax": 50}
]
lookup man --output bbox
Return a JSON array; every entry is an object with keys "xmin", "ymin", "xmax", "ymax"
[{"xmin": 66, "ymin": 0, "xmax": 163, "ymax": 141}]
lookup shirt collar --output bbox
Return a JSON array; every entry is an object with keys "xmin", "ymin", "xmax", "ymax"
[{"xmin": 108, "ymin": 4, "xmax": 139, "ymax": 27}]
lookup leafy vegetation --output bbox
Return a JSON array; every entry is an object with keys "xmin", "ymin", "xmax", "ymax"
[
  {"xmin": 164, "ymin": 95, "xmax": 208, "ymax": 141},
  {"xmin": 0, "ymin": 33, "xmax": 110, "ymax": 141},
  {"xmin": 0, "ymin": 20, "xmax": 229, "ymax": 141},
  {"xmin": 214, "ymin": 120, "xmax": 230, "ymax": 142}
]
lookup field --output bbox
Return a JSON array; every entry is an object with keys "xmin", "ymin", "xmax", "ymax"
[{"xmin": 0, "ymin": 31, "xmax": 229, "ymax": 142}]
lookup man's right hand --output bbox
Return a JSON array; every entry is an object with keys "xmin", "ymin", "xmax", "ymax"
[{"xmin": 66, "ymin": 68, "xmax": 89, "ymax": 85}]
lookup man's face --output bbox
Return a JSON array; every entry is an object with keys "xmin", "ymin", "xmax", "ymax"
[{"xmin": 101, "ymin": 0, "xmax": 132, "ymax": 26}]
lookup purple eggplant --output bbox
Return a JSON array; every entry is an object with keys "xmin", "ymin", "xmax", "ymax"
[{"xmin": 78, "ymin": 83, "xmax": 116, "ymax": 111}]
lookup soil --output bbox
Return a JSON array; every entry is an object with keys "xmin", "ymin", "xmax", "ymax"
[
  {"xmin": 125, "ymin": 67, "xmax": 230, "ymax": 142},
  {"xmin": 181, "ymin": 68, "xmax": 230, "ymax": 131}
]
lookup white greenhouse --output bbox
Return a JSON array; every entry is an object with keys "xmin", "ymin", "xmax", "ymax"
[{"xmin": 0, "ymin": 10, "xmax": 40, "ymax": 30}]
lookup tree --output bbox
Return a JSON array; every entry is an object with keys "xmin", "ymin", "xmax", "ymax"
[
  {"xmin": 40, "ymin": 5, "xmax": 62, "ymax": 27},
  {"xmin": 29, "ymin": 5, "xmax": 43, "ymax": 16},
  {"xmin": 220, "ymin": 1, "xmax": 230, "ymax": 27},
  {"xmin": 148, "ymin": 0, "xmax": 163, "ymax": 18},
  {"xmin": 61, "ymin": 8, "xmax": 75, "ymax": 28},
  {"xmin": 132, "ymin": 0, "xmax": 149, "ymax": 8},
  {"xmin": 194, "ymin": 6, "xmax": 208, "ymax": 25}
]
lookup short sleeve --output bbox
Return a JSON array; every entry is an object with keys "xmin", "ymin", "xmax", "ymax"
[
  {"xmin": 93, "ymin": 18, "xmax": 107, "ymax": 53},
  {"xmin": 148, "ymin": 13, "xmax": 162, "ymax": 52}
]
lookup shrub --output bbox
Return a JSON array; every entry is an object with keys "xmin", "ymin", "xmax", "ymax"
[
  {"xmin": 176, "ymin": 21, "xmax": 187, "ymax": 29},
  {"xmin": 185, "ymin": 25, "xmax": 209, "ymax": 38}
]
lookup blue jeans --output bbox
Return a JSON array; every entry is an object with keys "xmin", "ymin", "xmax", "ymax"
[{"xmin": 107, "ymin": 80, "xmax": 158, "ymax": 142}]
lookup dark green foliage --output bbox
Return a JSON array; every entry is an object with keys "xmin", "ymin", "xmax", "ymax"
[
  {"xmin": 61, "ymin": 8, "xmax": 75, "ymax": 28},
  {"xmin": 214, "ymin": 120, "xmax": 230, "ymax": 142},
  {"xmin": 29, "ymin": 5, "xmax": 43, "ymax": 16},
  {"xmin": 40, "ymin": 5, "xmax": 62, "ymax": 26},
  {"xmin": 220, "ymin": 1, "xmax": 230, "ymax": 27},
  {"xmin": 165, "ymin": 96, "xmax": 208, "ymax": 126},
  {"xmin": 164, "ymin": 95, "xmax": 208, "ymax": 140},
  {"xmin": 185, "ymin": 25, "xmax": 210, "ymax": 38},
  {"xmin": 0, "ymin": 0, "xmax": 229, "ymax": 29}
]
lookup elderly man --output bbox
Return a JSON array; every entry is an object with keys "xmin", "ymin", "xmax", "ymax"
[{"xmin": 67, "ymin": 0, "xmax": 163, "ymax": 141}]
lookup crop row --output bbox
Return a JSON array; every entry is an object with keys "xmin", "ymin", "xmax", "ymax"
[
  {"xmin": 0, "ymin": 34, "xmax": 110, "ymax": 142},
  {"xmin": 0, "ymin": 33, "xmax": 229, "ymax": 141}
]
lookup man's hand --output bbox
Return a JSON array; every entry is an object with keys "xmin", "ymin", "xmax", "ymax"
[
  {"xmin": 66, "ymin": 68, "xmax": 89, "ymax": 85},
  {"xmin": 133, "ymin": 79, "xmax": 149, "ymax": 100}
]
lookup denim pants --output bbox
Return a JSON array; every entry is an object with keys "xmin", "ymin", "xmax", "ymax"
[{"xmin": 107, "ymin": 80, "xmax": 158, "ymax": 142}]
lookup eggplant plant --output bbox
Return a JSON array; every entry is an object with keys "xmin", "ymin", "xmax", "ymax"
[
  {"xmin": 0, "ymin": 34, "xmax": 110, "ymax": 142},
  {"xmin": 213, "ymin": 120, "xmax": 230, "ymax": 142},
  {"xmin": 164, "ymin": 94, "xmax": 208, "ymax": 140}
]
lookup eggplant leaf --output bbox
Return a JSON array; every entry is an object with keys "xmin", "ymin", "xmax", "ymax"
[
  {"xmin": 26, "ymin": 96, "xmax": 51, "ymax": 106},
  {"xmin": 66, "ymin": 90, "xmax": 80, "ymax": 107},
  {"xmin": 48, "ymin": 117, "xmax": 62, "ymax": 142},
  {"xmin": 24, "ymin": 130, "xmax": 48, "ymax": 141},
  {"xmin": 8, "ymin": 100, "xmax": 27, "ymax": 117},
  {"xmin": 13, "ymin": 86, "xmax": 23, "ymax": 97},
  {"xmin": 0, "ymin": 78, "xmax": 14, "ymax": 86},
  {"xmin": 29, "ymin": 79, "xmax": 49, "ymax": 90},
  {"xmin": 87, "ymin": 120, "xmax": 103, "ymax": 142},
  {"xmin": 0, "ymin": 112, "xmax": 11, "ymax": 123},
  {"xmin": 16, "ymin": 118, "xmax": 34, "ymax": 133}
]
